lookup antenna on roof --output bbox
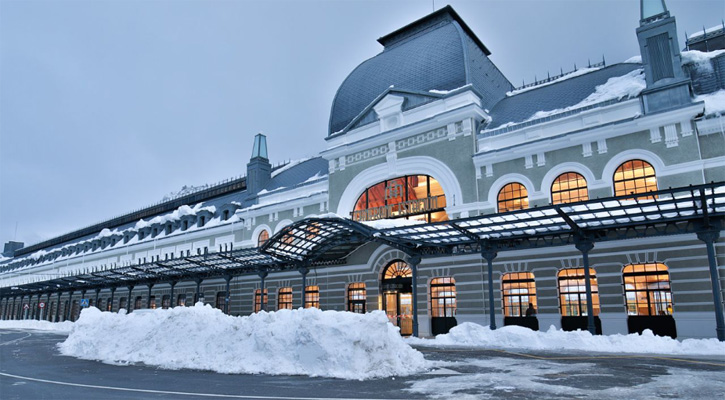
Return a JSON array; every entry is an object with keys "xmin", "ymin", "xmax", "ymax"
[{"xmin": 602, "ymin": 54, "xmax": 606, "ymax": 66}]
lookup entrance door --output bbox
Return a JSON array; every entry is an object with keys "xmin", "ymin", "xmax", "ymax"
[{"xmin": 384, "ymin": 291, "xmax": 413, "ymax": 336}]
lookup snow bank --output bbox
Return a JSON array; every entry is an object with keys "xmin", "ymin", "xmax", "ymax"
[
  {"xmin": 0, "ymin": 319, "xmax": 74, "ymax": 333},
  {"xmin": 695, "ymin": 89, "xmax": 725, "ymax": 117},
  {"xmin": 408, "ymin": 323, "xmax": 725, "ymax": 356},
  {"xmin": 59, "ymin": 305, "xmax": 428, "ymax": 379}
]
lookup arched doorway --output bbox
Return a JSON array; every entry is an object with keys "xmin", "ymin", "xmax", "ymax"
[{"xmin": 381, "ymin": 260, "xmax": 413, "ymax": 336}]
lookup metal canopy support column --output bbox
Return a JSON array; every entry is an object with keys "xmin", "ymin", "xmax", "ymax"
[
  {"xmin": 66, "ymin": 291, "xmax": 74, "ymax": 321},
  {"xmin": 224, "ymin": 276, "xmax": 232, "ymax": 314},
  {"xmin": 259, "ymin": 271, "xmax": 268, "ymax": 312},
  {"xmin": 55, "ymin": 292, "xmax": 62, "ymax": 322},
  {"xmin": 299, "ymin": 265, "xmax": 309, "ymax": 308},
  {"xmin": 147, "ymin": 284, "xmax": 154, "ymax": 309},
  {"xmin": 45, "ymin": 293, "xmax": 51, "ymax": 321},
  {"xmin": 407, "ymin": 254, "xmax": 422, "ymax": 338},
  {"xmin": 94, "ymin": 289, "xmax": 101, "ymax": 308},
  {"xmin": 12, "ymin": 296, "xmax": 17, "ymax": 320},
  {"xmin": 194, "ymin": 278, "xmax": 203, "ymax": 304},
  {"xmin": 169, "ymin": 282, "xmax": 177, "ymax": 308},
  {"xmin": 126, "ymin": 286, "xmax": 134, "ymax": 313},
  {"xmin": 79, "ymin": 290, "xmax": 86, "ymax": 319},
  {"xmin": 697, "ymin": 229, "xmax": 725, "ymax": 341},
  {"xmin": 482, "ymin": 248, "xmax": 498, "ymax": 330},
  {"xmin": 575, "ymin": 239, "xmax": 597, "ymax": 335}
]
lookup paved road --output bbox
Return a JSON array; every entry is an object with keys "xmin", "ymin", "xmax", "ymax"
[{"xmin": 1, "ymin": 329, "xmax": 723, "ymax": 399}]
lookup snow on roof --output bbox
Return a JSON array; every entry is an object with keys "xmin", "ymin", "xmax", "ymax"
[
  {"xmin": 695, "ymin": 89, "xmax": 725, "ymax": 117},
  {"xmin": 681, "ymin": 49, "xmax": 725, "ymax": 72},
  {"xmin": 271, "ymin": 158, "xmax": 311, "ymax": 178},
  {"xmin": 361, "ymin": 218, "xmax": 426, "ymax": 230},
  {"xmin": 506, "ymin": 67, "xmax": 601, "ymax": 97},
  {"xmin": 521, "ymin": 68, "xmax": 645, "ymax": 123},
  {"xmin": 623, "ymin": 55, "xmax": 642, "ymax": 64},
  {"xmin": 688, "ymin": 24, "xmax": 724, "ymax": 39}
]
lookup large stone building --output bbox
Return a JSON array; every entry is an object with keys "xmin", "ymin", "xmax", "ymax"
[{"xmin": 2, "ymin": 2, "xmax": 724, "ymax": 340}]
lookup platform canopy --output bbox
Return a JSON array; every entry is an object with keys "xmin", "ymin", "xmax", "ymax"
[{"xmin": 1, "ymin": 182, "xmax": 723, "ymax": 297}]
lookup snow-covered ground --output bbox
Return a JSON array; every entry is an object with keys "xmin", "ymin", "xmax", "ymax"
[
  {"xmin": 57, "ymin": 304, "xmax": 428, "ymax": 379},
  {"xmin": 0, "ymin": 319, "xmax": 74, "ymax": 333},
  {"xmin": 407, "ymin": 322, "xmax": 725, "ymax": 356}
]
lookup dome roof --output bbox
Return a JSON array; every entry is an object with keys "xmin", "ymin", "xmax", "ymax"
[{"xmin": 328, "ymin": 6, "xmax": 512, "ymax": 137}]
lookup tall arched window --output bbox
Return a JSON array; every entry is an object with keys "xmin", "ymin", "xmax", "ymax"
[
  {"xmin": 277, "ymin": 287, "xmax": 293, "ymax": 310},
  {"xmin": 347, "ymin": 283, "xmax": 366, "ymax": 313},
  {"xmin": 254, "ymin": 289, "xmax": 268, "ymax": 313},
  {"xmin": 502, "ymin": 272, "xmax": 537, "ymax": 317},
  {"xmin": 551, "ymin": 172, "xmax": 588, "ymax": 204},
  {"xmin": 623, "ymin": 263, "xmax": 673, "ymax": 316},
  {"xmin": 558, "ymin": 268, "xmax": 600, "ymax": 316},
  {"xmin": 613, "ymin": 160, "xmax": 657, "ymax": 198},
  {"xmin": 498, "ymin": 183, "xmax": 529, "ymax": 212},
  {"xmin": 257, "ymin": 230, "xmax": 270, "ymax": 247},
  {"xmin": 304, "ymin": 286, "xmax": 319, "ymax": 309},
  {"xmin": 352, "ymin": 175, "xmax": 448, "ymax": 223}
]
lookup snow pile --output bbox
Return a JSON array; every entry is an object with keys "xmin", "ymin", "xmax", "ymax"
[
  {"xmin": 682, "ymin": 49, "xmax": 725, "ymax": 73},
  {"xmin": 59, "ymin": 305, "xmax": 428, "ymax": 379},
  {"xmin": 0, "ymin": 319, "xmax": 74, "ymax": 333},
  {"xmin": 161, "ymin": 184, "xmax": 212, "ymax": 202},
  {"xmin": 695, "ymin": 89, "xmax": 725, "ymax": 117},
  {"xmin": 527, "ymin": 69, "xmax": 646, "ymax": 121},
  {"xmin": 409, "ymin": 323, "xmax": 725, "ymax": 356}
]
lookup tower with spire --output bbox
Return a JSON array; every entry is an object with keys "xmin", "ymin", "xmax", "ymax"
[
  {"xmin": 246, "ymin": 133, "xmax": 271, "ymax": 197},
  {"xmin": 636, "ymin": 0, "xmax": 691, "ymax": 114}
]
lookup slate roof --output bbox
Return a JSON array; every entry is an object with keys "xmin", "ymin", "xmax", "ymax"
[
  {"xmin": 484, "ymin": 63, "xmax": 643, "ymax": 131},
  {"xmin": 328, "ymin": 6, "xmax": 511, "ymax": 137},
  {"xmin": 262, "ymin": 157, "xmax": 328, "ymax": 193}
]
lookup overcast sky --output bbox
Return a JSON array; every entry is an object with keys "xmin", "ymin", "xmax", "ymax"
[{"xmin": 1, "ymin": 0, "xmax": 722, "ymax": 248}]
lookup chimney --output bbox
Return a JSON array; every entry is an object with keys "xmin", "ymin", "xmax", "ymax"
[
  {"xmin": 246, "ymin": 133, "xmax": 271, "ymax": 196},
  {"xmin": 636, "ymin": 0, "xmax": 691, "ymax": 114}
]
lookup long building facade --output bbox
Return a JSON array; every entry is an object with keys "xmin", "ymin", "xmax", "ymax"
[{"xmin": 2, "ymin": 2, "xmax": 725, "ymax": 341}]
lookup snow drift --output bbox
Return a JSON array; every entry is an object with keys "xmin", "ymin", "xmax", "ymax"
[
  {"xmin": 58, "ymin": 305, "xmax": 428, "ymax": 379},
  {"xmin": 408, "ymin": 322, "xmax": 725, "ymax": 356},
  {"xmin": 0, "ymin": 319, "xmax": 74, "ymax": 333}
]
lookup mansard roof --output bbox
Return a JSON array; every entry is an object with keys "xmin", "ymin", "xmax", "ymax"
[{"xmin": 328, "ymin": 6, "xmax": 512, "ymax": 137}]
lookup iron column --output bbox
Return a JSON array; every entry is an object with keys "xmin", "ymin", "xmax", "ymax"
[
  {"xmin": 697, "ymin": 229, "xmax": 725, "ymax": 341},
  {"xmin": 482, "ymin": 248, "xmax": 498, "ymax": 330}
]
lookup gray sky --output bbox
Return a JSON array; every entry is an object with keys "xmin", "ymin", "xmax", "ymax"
[{"xmin": 1, "ymin": 0, "xmax": 723, "ymax": 247}]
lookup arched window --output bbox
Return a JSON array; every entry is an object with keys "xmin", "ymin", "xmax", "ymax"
[
  {"xmin": 257, "ymin": 230, "xmax": 270, "ymax": 247},
  {"xmin": 551, "ymin": 172, "xmax": 588, "ymax": 204},
  {"xmin": 254, "ymin": 289, "xmax": 268, "ymax": 313},
  {"xmin": 347, "ymin": 283, "xmax": 366, "ymax": 313},
  {"xmin": 557, "ymin": 268, "xmax": 600, "ymax": 316},
  {"xmin": 623, "ymin": 263, "xmax": 673, "ymax": 316},
  {"xmin": 502, "ymin": 272, "xmax": 537, "ymax": 317},
  {"xmin": 352, "ymin": 175, "xmax": 448, "ymax": 223},
  {"xmin": 278, "ymin": 287, "xmax": 293, "ymax": 310},
  {"xmin": 384, "ymin": 261, "xmax": 412, "ymax": 279},
  {"xmin": 304, "ymin": 285, "xmax": 320, "ymax": 309},
  {"xmin": 430, "ymin": 278, "xmax": 456, "ymax": 318},
  {"xmin": 498, "ymin": 183, "xmax": 529, "ymax": 212},
  {"xmin": 613, "ymin": 159, "xmax": 657, "ymax": 198}
]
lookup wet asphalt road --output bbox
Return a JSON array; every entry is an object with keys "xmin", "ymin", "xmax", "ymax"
[{"xmin": 1, "ymin": 329, "xmax": 723, "ymax": 400}]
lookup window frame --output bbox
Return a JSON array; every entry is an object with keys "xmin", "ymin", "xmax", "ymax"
[
  {"xmin": 502, "ymin": 272, "xmax": 537, "ymax": 317},
  {"xmin": 551, "ymin": 172, "xmax": 589, "ymax": 204},
  {"xmin": 304, "ymin": 285, "xmax": 320, "ymax": 309},
  {"xmin": 430, "ymin": 277, "xmax": 457, "ymax": 318},
  {"xmin": 613, "ymin": 159, "xmax": 658, "ymax": 199},
  {"xmin": 557, "ymin": 268, "xmax": 600, "ymax": 317},
  {"xmin": 622, "ymin": 263, "xmax": 673, "ymax": 316},
  {"xmin": 277, "ymin": 287, "xmax": 293, "ymax": 310},
  {"xmin": 347, "ymin": 283, "xmax": 366, "ymax": 313},
  {"xmin": 254, "ymin": 288, "xmax": 268, "ymax": 313},
  {"xmin": 497, "ymin": 182, "xmax": 529, "ymax": 212}
]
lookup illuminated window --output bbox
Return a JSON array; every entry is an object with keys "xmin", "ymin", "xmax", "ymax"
[
  {"xmin": 613, "ymin": 160, "xmax": 657, "ymax": 198},
  {"xmin": 498, "ymin": 183, "xmax": 529, "ymax": 212},
  {"xmin": 558, "ymin": 268, "xmax": 600, "ymax": 316},
  {"xmin": 254, "ymin": 289, "xmax": 268, "ymax": 313},
  {"xmin": 177, "ymin": 294, "xmax": 186, "ymax": 307},
  {"xmin": 347, "ymin": 283, "xmax": 366, "ymax": 313},
  {"xmin": 502, "ymin": 272, "xmax": 537, "ymax": 317},
  {"xmin": 384, "ymin": 261, "xmax": 412, "ymax": 279},
  {"xmin": 430, "ymin": 277, "xmax": 456, "ymax": 317},
  {"xmin": 149, "ymin": 296, "xmax": 156, "ymax": 309},
  {"xmin": 352, "ymin": 175, "xmax": 448, "ymax": 223},
  {"xmin": 623, "ymin": 263, "xmax": 673, "ymax": 316},
  {"xmin": 278, "ymin": 287, "xmax": 293, "ymax": 310},
  {"xmin": 552, "ymin": 173, "xmax": 588, "ymax": 204},
  {"xmin": 162, "ymin": 295, "xmax": 170, "ymax": 309},
  {"xmin": 257, "ymin": 230, "xmax": 270, "ymax": 247},
  {"xmin": 304, "ymin": 285, "xmax": 320, "ymax": 309},
  {"xmin": 106, "ymin": 298, "xmax": 113, "ymax": 312}
]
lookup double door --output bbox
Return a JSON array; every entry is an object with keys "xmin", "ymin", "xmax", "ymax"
[{"xmin": 384, "ymin": 291, "xmax": 413, "ymax": 336}]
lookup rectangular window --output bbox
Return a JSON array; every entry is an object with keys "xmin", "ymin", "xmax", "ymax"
[
  {"xmin": 430, "ymin": 277, "xmax": 456, "ymax": 317},
  {"xmin": 558, "ymin": 268, "xmax": 600, "ymax": 316},
  {"xmin": 304, "ymin": 286, "xmax": 320, "ymax": 309},
  {"xmin": 347, "ymin": 283, "xmax": 366, "ymax": 313},
  {"xmin": 254, "ymin": 289, "xmax": 268, "ymax": 313},
  {"xmin": 278, "ymin": 287, "xmax": 293, "ymax": 310},
  {"xmin": 502, "ymin": 272, "xmax": 537, "ymax": 317}
]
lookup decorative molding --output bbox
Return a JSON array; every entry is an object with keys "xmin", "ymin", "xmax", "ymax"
[
  {"xmin": 525, "ymin": 154, "xmax": 534, "ymax": 169},
  {"xmin": 536, "ymin": 152, "xmax": 546, "ymax": 167},
  {"xmin": 650, "ymin": 127, "xmax": 662, "ymax": 143},
  {"xmin": 664, "ymin": 124, "xmax": 678, "ymax": 147},
  {"xmin": 597, "ymin": 138, "xmax": 608, "ymax": 154},
  {"xmin": 582, "ymin": 142, "xmax": 593, "ymax": 157}
]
